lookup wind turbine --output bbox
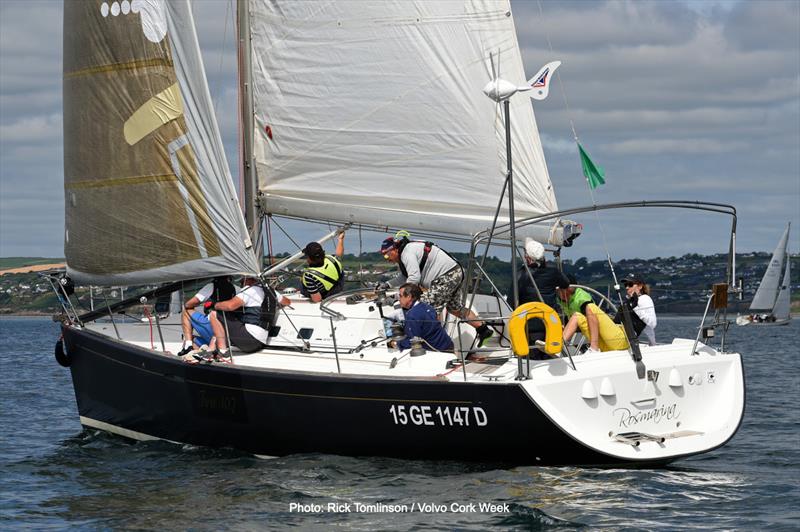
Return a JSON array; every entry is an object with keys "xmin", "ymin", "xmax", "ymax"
[{"xmin": 482, "ymin": 54, "xmax": 561, "ymax": 103}]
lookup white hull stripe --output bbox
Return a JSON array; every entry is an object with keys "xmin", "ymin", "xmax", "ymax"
[{"xmin": 80, "ymin": 416, "xmax": 162, "ymax": 442}]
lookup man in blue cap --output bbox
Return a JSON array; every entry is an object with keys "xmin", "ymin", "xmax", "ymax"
[{"xmin": 380, "ymin": 234, "xmax": 494, "ymax": 346}]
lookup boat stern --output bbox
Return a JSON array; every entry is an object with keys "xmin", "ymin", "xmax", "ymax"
[{"xmin": 520, "ymin": 340, "xmax": 745, "ymax": 464}]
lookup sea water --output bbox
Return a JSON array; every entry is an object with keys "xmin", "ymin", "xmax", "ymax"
[{"xmin": 1, "ymin": 316, "xmax": 798, "ymax": 530}]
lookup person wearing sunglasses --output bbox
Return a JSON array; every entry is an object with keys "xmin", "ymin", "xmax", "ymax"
[{"xmin": 620, "ymin": 274, "xmax": 657, "ymax": 346}]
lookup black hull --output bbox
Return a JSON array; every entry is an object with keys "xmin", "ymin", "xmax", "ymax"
[{"xmin": 62, "ymin": 326, "xmax": 672, "ymax": 467}]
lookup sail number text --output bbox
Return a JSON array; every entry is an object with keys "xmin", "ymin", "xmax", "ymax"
[{"xmin": 389, "ymin": 404, "xmax": 487, "ymax": 427}]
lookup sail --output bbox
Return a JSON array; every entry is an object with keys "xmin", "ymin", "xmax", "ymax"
[
  {"xmin": 63, "ymin": 0, "xmax": 260, "ymax": 286},
  {"xmin": 248, "ymin": 0, "xmax": 564, "ymax": 243},
  {"xmin": 749, "ymin": 224, "xmax": 790, "ymax": 312},
  {"xmin": 772, "ymin": 253, "xmax": 791, "ymax": 320}
]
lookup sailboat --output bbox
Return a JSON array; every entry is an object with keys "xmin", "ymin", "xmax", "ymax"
[
  {"xmin": 737, "ymin": 224, "xmax": 792, "ymax": 326},
  {"xmin": 51, "ymin": 0, "xmax": 745, "ymax": 466}
]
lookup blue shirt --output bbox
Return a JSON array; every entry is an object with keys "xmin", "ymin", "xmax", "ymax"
[{"xmin": 397, "ymin": 301, "xmax": 454, "ymax": 352}]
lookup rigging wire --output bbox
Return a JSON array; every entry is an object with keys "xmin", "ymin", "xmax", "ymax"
[
  {"xmin": 358, "ymin": 224, "xmax": 365, "ymax": 287},
  {"xmin": 270, "ymin": 216, "xmax": 304, "ymax": 252},
  {"xmin": 212, "ymin": 0, "xmax": 233, "ymax": 117},
  {"xmin": 266, "ymin": 215, "xmax": 275, "ymax": 265},
  {"xmin": 536, "ymin": 0, "xmax": 623, "ymax": 299}
]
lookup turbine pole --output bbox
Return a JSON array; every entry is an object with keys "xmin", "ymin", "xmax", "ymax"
[{"xmin": 505, "ymin": 99, "xmax": 518, "ymax": 309}]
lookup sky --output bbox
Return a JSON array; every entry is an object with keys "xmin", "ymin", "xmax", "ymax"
[{"xmin": 0, "ymin": 0, "xmax": 798, "ymax": 263}]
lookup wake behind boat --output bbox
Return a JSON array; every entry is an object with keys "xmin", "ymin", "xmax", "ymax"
[
  {"xmin": 737, "ymin": 223, "xmax": 792, "ymax": 326},
  {"xmin": 50, "ymin": 0, "xmax": 745, "ymax": 466}
]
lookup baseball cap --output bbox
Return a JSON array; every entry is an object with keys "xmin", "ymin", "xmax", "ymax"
[
  {"xmin": 379, "ymin": 237, "xmax": 396, "ymax": 254},
  {"xmin": 622, "ymin": 273, "xmax": 644, "ymax": 285}
]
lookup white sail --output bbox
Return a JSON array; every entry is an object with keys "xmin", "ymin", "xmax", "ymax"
[
  {"xmin": 63, "ymin": 0, "xmax": 259, "ymax": 286},
  {"xmin": 772, "ymin": 254, "xmax": 791, "ymax": 320},
  {"xmin": 749, "ymin": 224, "xmax": 790, "ymax": 312},
  {"xmin": 249, "ymin": 0, "xmax": 563, "ymax": 242}
]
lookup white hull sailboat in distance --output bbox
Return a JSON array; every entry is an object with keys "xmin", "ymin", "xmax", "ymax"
[
  {"xmin": 49, "ymin": 0, "xmax": 746, "ymax": 466},
  {"xmin": 737, "ymin": 223, "xmax": 792, "ymax": 326}
]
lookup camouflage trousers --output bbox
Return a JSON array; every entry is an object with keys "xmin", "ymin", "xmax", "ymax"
[{"xmin": 421, "ymin": 267, "xmax": 465, "ymax": 315}]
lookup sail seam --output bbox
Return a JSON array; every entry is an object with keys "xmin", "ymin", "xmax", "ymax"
[
  {"xmin": 66, "ymin": 174, "xmax": 178, "ymax": 189},
  {"xmin": 64, "ymin": 57, "xmax": 174, "ymax": 79}
]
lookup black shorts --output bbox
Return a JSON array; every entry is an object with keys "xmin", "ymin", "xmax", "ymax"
[{"xmin": 221, "ymin": 314, "xmax": 264, "ymax": 353}]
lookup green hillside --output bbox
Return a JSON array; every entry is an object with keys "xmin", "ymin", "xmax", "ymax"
[{"xmin": 0, "ymin": 257, "xmax": 64, "ymax": 269}]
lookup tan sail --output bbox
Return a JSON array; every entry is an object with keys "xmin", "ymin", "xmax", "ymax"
[{"xmin": 63, "ymin": 0, "xmax": 258, "ymax": 285}]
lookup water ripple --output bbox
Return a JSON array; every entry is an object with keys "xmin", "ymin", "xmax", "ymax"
[{"xmin": 1, "ymin": 317, "xmax": 799, "ymax": 530}]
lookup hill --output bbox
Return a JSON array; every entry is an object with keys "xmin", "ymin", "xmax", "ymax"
[{"xmin": 1, "ymin": 252, "xmax": 797, "ymax": 315}]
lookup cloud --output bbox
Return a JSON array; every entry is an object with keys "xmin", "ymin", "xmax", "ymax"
[
  {"xmin": 0, "ymin": 0, "xmax": 797, "ymax": 261},
  {"xmin": 0, "ymin": 113, "xmax": 62, "ymax": 144},
  {"xmin": 608, "ymin": 138, "xmax": 748, "ymax": 155}
]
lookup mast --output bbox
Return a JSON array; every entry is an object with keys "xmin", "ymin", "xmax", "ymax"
[{"xmin": 237, "ymin": 0, "xmax": 258, "ymax": 240}]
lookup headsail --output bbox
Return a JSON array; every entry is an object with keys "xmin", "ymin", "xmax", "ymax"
[
  {"xmin": 63, "ymin": 0, "xmax": 259, "ymax": 286},
  {"xmin": 749, "ymin": 223, "xmax": 790, "ymax": 312},
  {"xmin": 249, "ymin": 0, "xmax": 567, "ymax": 243}
]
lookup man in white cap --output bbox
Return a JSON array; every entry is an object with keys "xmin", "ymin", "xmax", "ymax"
[{"xmin": 507, "ymin": 238, "xmax": 571, "ymax": 359}]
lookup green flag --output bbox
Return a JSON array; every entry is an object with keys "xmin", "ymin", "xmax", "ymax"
[{"xmin": 578, "ymin": 143, "xmax": 605, "ymax": 189}]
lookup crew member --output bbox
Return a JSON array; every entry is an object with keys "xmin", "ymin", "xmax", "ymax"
[
  {"xmin": 621, "ymin": 274, "xmax": 658, "ymax": 345},
  {"xmin": 301, "ymin": 232, "xmax": 345, "ymax": 302},
  {"xmin": 388, "ymin": 283, "xmax": 454, "ymax": 352},
  {"xmin": 177, "ymin": 276, "xmax": 236, "ymax": 356},
  {"xmin": 380, "ymin": 234, "xmax": 493, "ymax": 346},
  {"xmin": 559, "ymin": 275, "xmax": 629, "ymax": 353},
  {"xmin": 507, "ymin": 238, "xmax": 571, "ymax": 359},
  {"xmin": 204, "ymin": 277, "xmax": 290, "ymax": 358}
]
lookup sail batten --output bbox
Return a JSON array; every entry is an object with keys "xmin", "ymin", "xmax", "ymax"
[
  {"xmin": 63, "ymin": 0, "xmax": 259, "ymax": 286},
  {"xmin": 249, "ymin": 0, "xmax": 560, "ymax": 242}
]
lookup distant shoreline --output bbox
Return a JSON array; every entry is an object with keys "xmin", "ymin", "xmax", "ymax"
[{"xmin": 0, "ymin": 312, "xmax": 56, "ymax": 318}]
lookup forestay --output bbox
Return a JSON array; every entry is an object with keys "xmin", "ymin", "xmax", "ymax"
[
  {"xmin": 63, "ymin": 0, "xmax": 259, "ymax": 286},
  {"xmin": 249, "ymin": 0, "xmax": 561, "ymax": 241}
]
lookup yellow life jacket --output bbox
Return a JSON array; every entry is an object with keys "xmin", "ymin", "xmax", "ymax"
[{"xmin": 303, "ymin": 256, "xmax": 342, "ymax": 293}]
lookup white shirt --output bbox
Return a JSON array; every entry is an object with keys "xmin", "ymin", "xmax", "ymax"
[
  {"xmin": 634, "ymin": 294, "xmax": 657, "ymax": 346},
  {"xmin": 237, "ymin": 285, "xmax": 268, "ymax": 343}
]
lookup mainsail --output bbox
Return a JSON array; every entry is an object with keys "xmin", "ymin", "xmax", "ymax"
[
  {"xmin": 248, "ymin": 0, "xmax": 565, "ymax": 243},
  {"xmin": 772, "ymin": 252, "xmax": 791, "ymax": 321},
  {"xmin": 63, "ymin": 0, "xmax": 259, "ymax": 286},
  {"xmin": 749, "ymin": 223, "xmax": 790, "ymax": 312}
]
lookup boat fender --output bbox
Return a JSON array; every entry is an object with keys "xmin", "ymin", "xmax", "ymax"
[
  {"xmin": 508, "ymin": 302, "xmax": 562, "ymax": 357},
  {"xmin": 54, "ymin": 338, "xmax": 70, "ymax": 367}
]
